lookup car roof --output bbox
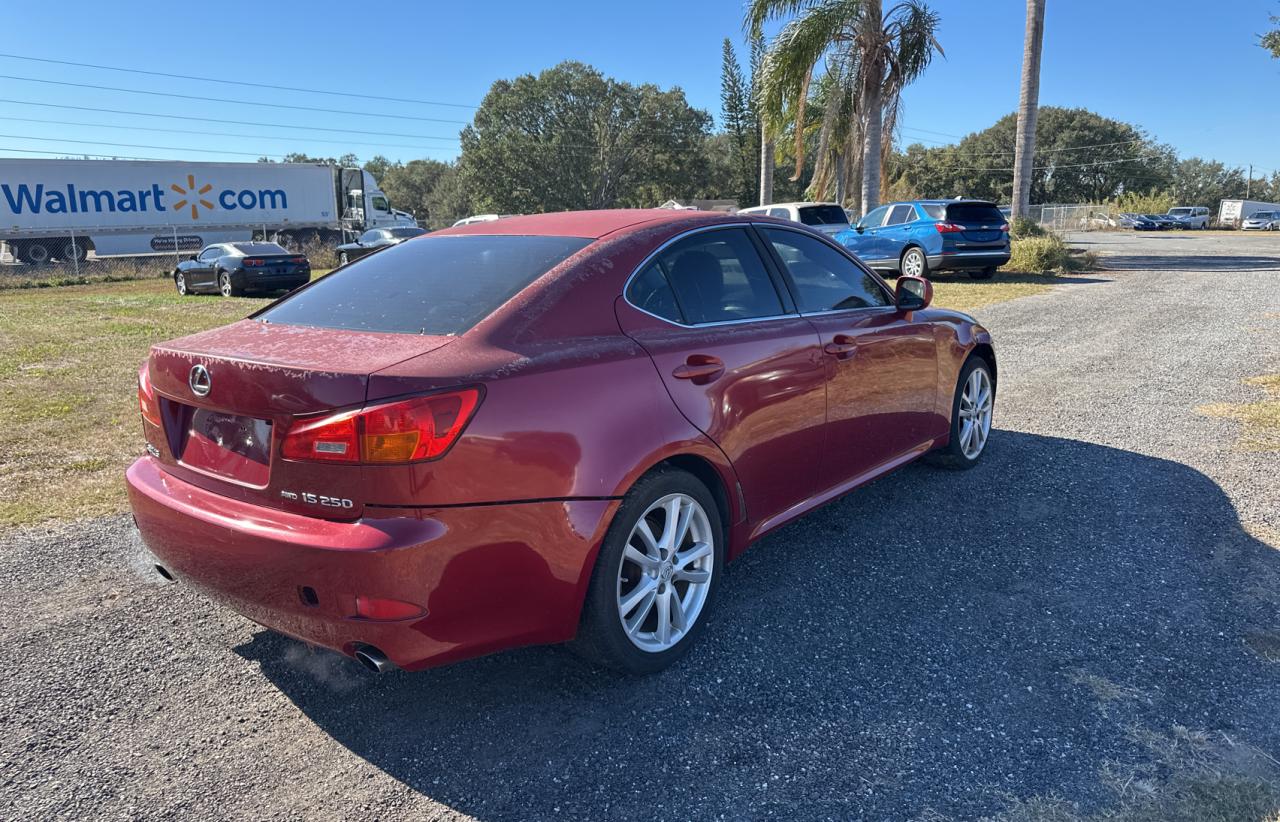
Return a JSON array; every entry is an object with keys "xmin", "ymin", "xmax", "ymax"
[{"xmin": 433, "ymin": 208, "xmax": 747, "ymax": 240}]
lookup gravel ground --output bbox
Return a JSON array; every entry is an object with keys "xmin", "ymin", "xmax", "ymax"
[{"xmin": 3, "ymin": 232, "xmax": 1279, "ymax": 821}]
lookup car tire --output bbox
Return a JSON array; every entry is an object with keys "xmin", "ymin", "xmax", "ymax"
[
  {"xmin": 17, "ymin": 240, "xmax": 53, "ymax": 266},
  {"xmin": 339, "ymin": 251, "xmax": 349, "ymax": 266},
  {"xmin": 901, "ymin": 246, "xmax": 929, "ymax": 279},
  {"xmin": 573, "ymin": 467, "xmax": 724, "ymax": 674},
  {"xmin": 217, "ymin": 271, "xmax": 241, "ymax": 298},
  {"xmin": 968, "ymin": 266, "xmax": 997, "ymax": 280},
  {"xmin": 927, "ymin": 355, "xmax": 995, "ymax": 470},
  {"xmin": 174, "ymin": 271, "xmax": 189, "ymax": 296}
]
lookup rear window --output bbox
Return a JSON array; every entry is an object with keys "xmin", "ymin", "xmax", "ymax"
[
  {"xmin": 389, "ymin": 227, "xmax": 426, "ymax": 238},
  {"xmin": 257, "ymin": 234, "xmax": 592, "ymax": 335},
  {"xmin": 1168, "ymin": 208, "xmax": 1192, "ymax": 216},
  {"xmin": 798, "ymin": 205, "xmax": 850, "ymax": 226},
  {"xmin": 232, "ymin": 242, "xmax": 288, "ymax": 255},
  {"xmin": 945, "ymin": 203, "xmax": 1005, "ymax": 224}
]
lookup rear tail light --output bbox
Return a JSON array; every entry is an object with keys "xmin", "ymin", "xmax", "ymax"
[
  {"xmin": 999, "ymin": 222, "xmax": 1010, "ymax": 232},
  {"xmin": 289, "ymin": 256, "xmax": 307, "ymax": 264},
  {"xmin": 281, "ymin": 387, "xmax": 481, "ymax": 464},
  {"xmin": 137, "ymin": 363, "xmax": 161, "ymax": 427},
  {"xmin": 244, "ymin": 258, "xmax": 264, "ymax": 267},
  {"xmin": 935, "ymin": 221, "xmax": 964, "ymax": 233}
]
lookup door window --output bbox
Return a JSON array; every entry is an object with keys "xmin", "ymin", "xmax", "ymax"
[
  {"xmin": 637, "ymin": 229, "xmax": 786, "ymax": 325},
  {"xmin": 761, "ymin": 228, "xmax": 892, "ymax": 312},
  {"xmin": 371, "ymin": 195, "xmax": 390, "ymax": 213},
  {"xmin": 198, "ymin": 246, "xmax": 221, "ymax": 262},
  {"xmin": 857, "ymin": 206, "xmax": 889, "ymax": 229},
  {"xmin": 884, "ymin": 204, "xmax": 917, "ymax": 226}
]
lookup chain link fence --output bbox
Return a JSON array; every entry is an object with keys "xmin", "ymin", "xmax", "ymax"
[{"xmin": 1023, "ymin": 204, "xmax": 1121, "ymax": 232}]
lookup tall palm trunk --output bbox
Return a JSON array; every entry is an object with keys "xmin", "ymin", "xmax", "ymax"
[
  {"xmin": 760, "ymin": 135, "xmax": 775, "ymax": 205},
  {"xmin": 860, "ymin": 79, "xmax": 882, "ymax": 214},
  {"xmin": 1012, "ymin": 0, "xmax": 1046, "ymax": 218}
]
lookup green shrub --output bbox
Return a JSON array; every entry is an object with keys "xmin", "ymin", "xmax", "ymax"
[
  {"xmin": 1009, "ymin": 217, "xmax": 1047, "ymax": 239},
  {"xmin": 1003, "ymin": 233, "xmax": 1097, "ymax": 274}
]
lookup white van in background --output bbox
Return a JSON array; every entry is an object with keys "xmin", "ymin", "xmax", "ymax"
[{"xmin": 736, "ymin": 202, "xmax": 852, "ymax": 236}]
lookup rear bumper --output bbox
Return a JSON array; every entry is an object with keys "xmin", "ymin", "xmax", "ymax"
[
  {"xmin": 126, "ymin": 456, "xmax": 617, "ymax": 670},
  {"xmin": 927, "ymin": 250, "xmax": 1011, "ymax": 271}
]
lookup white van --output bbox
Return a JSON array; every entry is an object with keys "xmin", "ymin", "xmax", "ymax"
[{"xmin": 1167, "ymin": 206, "xmax": 1210, "ymax": 229}]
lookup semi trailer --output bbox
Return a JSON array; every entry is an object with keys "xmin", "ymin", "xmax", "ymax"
[{"xmin": 0, "ymin": 158, "xmax": 416, "ymax": 264}]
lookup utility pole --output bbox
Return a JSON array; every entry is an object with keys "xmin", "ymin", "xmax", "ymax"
[{"xmin": 1247, "ymin": 164, "xmax": 1253, "ymax": 199}]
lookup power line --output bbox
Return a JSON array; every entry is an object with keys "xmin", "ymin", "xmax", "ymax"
[
  {"xmin": 0, "ymin": 145, "xmax": 166, "ymax": 161},
  {"xmin": 0, "ymin": 74, "xmax": 472, "ymax": 125},
  {"xmin": 0, "ymin": 115, "xmax": 457, "ymax": 153},
  {"xmin": 0, "ymin": 98, "xmax": 461, "ymax": 141},
  {"xmin": 0, "ymin": 52, "xmax": 477, "ymax": 110},
  {"xmin": 0, "ymin": 133, "xmax": 313, "ymax": 160}
]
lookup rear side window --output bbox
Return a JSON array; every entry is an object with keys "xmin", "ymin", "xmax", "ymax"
[
  {"xmin": 761, "ymin": 228, "xmax": 891, "ymax": 312},
  {"xmin": 946, "ymin": 203, "xmax": 1005, "ymax": 224},
  {"xmin": 637, "ymin": 228, "xmax": 785, "ymax": 325},
  {"xmin": 918, "ymin": 203, "xmax": 945, "ymax": 219},
  {"xmin": 627, "ymin": 262, "xmax": 683, "ymax": 322},
  {"xmin": 798, "ymin": 205, "xmax": 849, "ymax": 226},
  {"xmin": 257, "ymin": 235, "xmax": 591, "ymax": 335}
]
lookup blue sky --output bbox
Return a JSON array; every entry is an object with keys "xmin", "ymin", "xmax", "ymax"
[{"xmin": 2, "ymin": 0, "xmax": 1277, "ymax": 175}]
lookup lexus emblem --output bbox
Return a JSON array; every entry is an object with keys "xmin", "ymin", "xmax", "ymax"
[{"xmin": 189, "ymin": 364, "xmax": 211, "ymax": 397}]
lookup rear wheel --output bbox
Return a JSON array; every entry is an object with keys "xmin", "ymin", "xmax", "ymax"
[
  {"xmin": 61, "ymin": 239, "xmax": 88, "ymax": 263},
  {"xmin": 17, "ymin": 240, "xmax": 53, "ymax": 265},
  {"xmin": 339, "ymin": 251, "xmax": 349, "ymax": 266},
  {"xmin": 901, "ymin": 246, "xmax": 929, "ymax": 279},
  {"xmin": 217, "ymin": 271, "xmax": 241, "ymax": 297},
  {"xmin": 968, "ymin": 266, "xmax": 997, "ymax": 280},
  {"xmin": 928, "ymin": 356, "xmax": 995, "ymax": 469},
  {"xmin": 574, "ymin": 468, "xmax": 723, "ymax": 674},
  {"xmin": 174, "ymin": 271, "xmax": 189, "ymax": 296}
]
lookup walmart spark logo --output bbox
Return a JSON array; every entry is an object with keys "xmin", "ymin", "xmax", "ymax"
[{"xmin": 170, "ymin": 175, "xmax": 215, "ymax": 220}]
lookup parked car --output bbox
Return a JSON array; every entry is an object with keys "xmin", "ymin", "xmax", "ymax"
[
  {"xmin": 1118, "ymin": 213, "xmax": 1158, "ymax": 230},
  {"xmin": 173, "ymin": 242, "xmax": 311, "ymax": 297},
  {"xmin": 835, "ymin": 199, "xmax": 1010, "ymax": 279},
  {"xmin": 1080, "ymin": 211, "xmax": 1117, "ymax": 229},
  {"xmin": 129, "ymin": 209, "xmax": 996, "ymax": 675},
  {"xmin": 1143, "ymin": 214, "xmax": 1180, "ymax": 230},
  {"xmin": 737, "ymin": 202, "xmax": 852, "ymax": 235},
  {"xmin": 336, "ymin": 227, "xmax": 427, "ymax": 265},
  {"xmin": 1241, "ymin": 211, "xmax": 1280, "ymax": 231},
  {"xmin": 1166, "ymin": 206, "xmax": 1210, "ymax": 229}
]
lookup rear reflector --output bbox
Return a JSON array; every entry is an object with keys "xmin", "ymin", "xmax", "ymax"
[
  {"xmin": 281, "ymin": 387, "xmax": 481, "ymax": 464},
  {"xmin": 353, "ymin": 595, "xmax": 426, "ymax": 621},
  {"xmin": 138, "ymin": 363, "xmax": 161, "ymax": 427}
]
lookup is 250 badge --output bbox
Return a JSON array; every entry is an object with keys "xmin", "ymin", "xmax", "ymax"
[{"xmin": 280, "ymin": 490, "xmax": 354, "ymax": 509}]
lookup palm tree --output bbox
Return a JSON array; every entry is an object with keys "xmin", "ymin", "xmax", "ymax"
[
  {"xmin": 746, "ymin": 0, "xmax": 942, "ymax": 214},
  {"xmin": 1011, "ymin": 0, "xmax": 1046, "ymax": 219}
]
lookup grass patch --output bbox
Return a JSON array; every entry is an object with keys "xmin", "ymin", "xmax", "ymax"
[
  {"xmin": 0, "ymin": 278, "xmax": 290, "ymax": 527},
  {"xmin": 929, "ymin": 274, "xmax": 1090, "ymax": 314},
  {"xmin": 1198, "ymin": 374, "xmax": 1280, "ymax": 451}
]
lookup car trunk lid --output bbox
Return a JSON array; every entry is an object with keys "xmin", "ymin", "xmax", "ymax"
[
  {"xmin": 944, "ymin": 202, "xmax": 1009, "ymax": 247},
  {"xmin": 145, "ymin": 319, "xmax": 454, "ymax": 515}
]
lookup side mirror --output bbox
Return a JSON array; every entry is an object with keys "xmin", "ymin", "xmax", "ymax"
[
  {"xmin": 855, "ymin": 225, "xmax": 866, "ymax": 234},
  {"xmin": 895, "ymin": 275, "xmax": 933, "ymax": 311},
  {"xmin": 187, "ymin": 254, "xmax": 198, "ymax": 261}
]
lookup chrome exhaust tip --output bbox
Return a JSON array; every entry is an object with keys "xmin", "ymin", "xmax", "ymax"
[{"xmin": 353, "ymin": 645, "xmax": 395, "ymax": 674}]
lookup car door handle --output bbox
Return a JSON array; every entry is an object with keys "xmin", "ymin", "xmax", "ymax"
[
  {"xmin": 823, "ymin": 335, "xmax": 858, "ymax": 358},
  {"xmin": 672, "ymin": 355, "xmax": 724, "ymax": 382}
]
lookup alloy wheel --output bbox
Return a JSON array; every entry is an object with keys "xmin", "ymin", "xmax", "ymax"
[
  {"xmin": 958, "ymin": 367, "xmax": 993, "ymax": 459},
  {"xmin": 616, "ymin": 493, "xmax": 715, "ymax": 653},
  {"xmin": 175, "ymin": 272, "xmax": 187, "ymax": 295},
  {"xmin": 903, "ymin": 250, "xmax": 924, "ymax": 277},
  {"xmin": 219, "ymin": 273, "xmax": 232, "ymax": 297}
]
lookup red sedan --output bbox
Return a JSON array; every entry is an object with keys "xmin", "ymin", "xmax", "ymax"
[{"xmin": 127, "ymin": 209, "xmax": 995, "ymax": 675}]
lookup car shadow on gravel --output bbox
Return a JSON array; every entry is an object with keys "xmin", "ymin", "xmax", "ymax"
[
  {"xmin": 235, "ymin": 431, "xmax": 1280, "ymax": 821},
  {"xmin": 1100, "ymin": 254, "xmax": 1280, "ymax": 272}
]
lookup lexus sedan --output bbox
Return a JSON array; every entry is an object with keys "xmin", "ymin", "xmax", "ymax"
[
  {"xmin": 129, "ymin": 210, "xmax": 996, "ymax": 675},
  {"xmin": 174, "ymin": 242, "xmax": 311, "ymax": 297},
  {"xmin": 335, "ymin": 227, "xmax": 427, "ymax": 265}
]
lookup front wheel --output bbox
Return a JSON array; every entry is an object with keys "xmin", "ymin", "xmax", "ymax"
[
  {"xmin": 928, "ymin": 356, "xmax": 995, "ymax": 469},
  {"xmin": 339, "ymin": 251, "xmax": 349, "ymax": 266},
  {"xmin": 573, "ymin": 468, "xmax": 723, "ymax": 674},
  {"xmin": 174, "ymin": 271, "xmax": 189, "ymax": 296},
  {"xmin": 901, "ymin": 246, "xmax": 929, "ymax": 279},
  {"xmin": 968, "ymin": 266, "xmax": 997, "ymax": 280}
]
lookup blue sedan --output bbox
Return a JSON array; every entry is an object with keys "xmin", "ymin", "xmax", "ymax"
[{"xmin": 837, "ymin": 199, "xmax": 1011, "ymax": 280}]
